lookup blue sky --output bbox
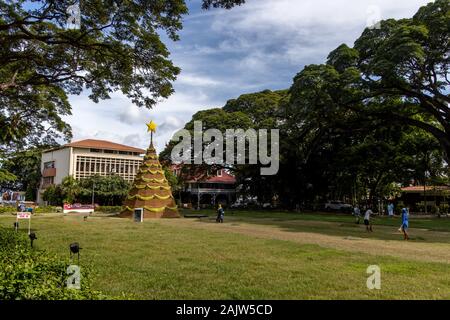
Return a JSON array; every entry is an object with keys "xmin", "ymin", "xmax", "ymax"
[{"xmin": 64, "ymin": 0, "xmax": 433, "ymax": 152}]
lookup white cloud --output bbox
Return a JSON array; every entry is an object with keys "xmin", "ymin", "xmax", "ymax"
[{"xmin": 65, "ymin": 0, "xmax": 433, "ymax": 153}]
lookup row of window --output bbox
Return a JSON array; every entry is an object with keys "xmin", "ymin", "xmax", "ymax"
[
  {"xmin": 75, "ymin": 156, "xmax": 143, "ymax": 182},
  {"xmin": 89, "ymin": 148, "xmax": 141, "ymax": 156}
]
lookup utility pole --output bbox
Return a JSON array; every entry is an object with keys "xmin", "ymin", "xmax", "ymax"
[{"xmin": 91, "ymin": 182, "xmax": 95, "ymax": 207}]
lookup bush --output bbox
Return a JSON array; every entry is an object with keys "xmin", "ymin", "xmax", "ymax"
[
  {"xmin": 94, "ymin": 206, "xmax": 123, "ymax": 214},
  {"xmin": 439, "ymin": 204, "xmax": 449, "ymax": 214},
  {"xmin": 0, "ymin": 206, "xmax": 16, "ymax": 214},
  {"xmin": 34, "ymin": 206, "xmax": 62, "ymax": 214},
  {"xmin": 0, "ymin": 228, "xmax": 105, "ymax": 300}
]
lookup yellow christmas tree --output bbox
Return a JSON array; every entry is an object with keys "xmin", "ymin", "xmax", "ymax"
[{"xmin": 120, "ymin": 120, "xmax": 179, "ymax": 218}]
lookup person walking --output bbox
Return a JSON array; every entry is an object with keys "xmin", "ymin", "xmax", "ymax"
[
  {"xmin": 364, "ymin": 208, "xmax": 373, "ymax": 232},
  {"xmin": 354, "ymin": 205, "xmax": 361, "ymax": 224},
  {"xmin": 216, "ymin": 204, "xmax": 224, "ymax": 223},
  {"xmin": 387, "ymin": 202, "xmax": 394, "ymax": 217},
  {"xmin": 400, "ymin": 207, "xmax": 410, "ymax": 240}
]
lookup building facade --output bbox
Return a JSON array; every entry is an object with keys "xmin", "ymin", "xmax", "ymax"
[
  {"xmin": 172, "ymin": 165, "xmax": 237, "ymax": 208},
  {"xmin": 37, "ymin": 139, "xmax": 145, "ymax": 204}
]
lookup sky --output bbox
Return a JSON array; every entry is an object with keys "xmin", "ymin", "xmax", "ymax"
[{"xmin": 63, "ymin": 0, "xmax": 433, "ymax": 152}]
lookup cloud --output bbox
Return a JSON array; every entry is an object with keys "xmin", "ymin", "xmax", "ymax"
[{"xmin": 65, "ymin": 0, "xmax": 433, "ymax": 153}]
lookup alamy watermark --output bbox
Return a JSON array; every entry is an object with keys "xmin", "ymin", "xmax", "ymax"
[
  {"xmin": 66, "ymin": 265, "xmax": 81, "ymax": 289},
  {"xmin": 170, "ymin": 121, "xmax": 279, "ymax": 176},
  {"xmin": 366, "ymin": 265, "xmax": 381, "ymax": 290}
]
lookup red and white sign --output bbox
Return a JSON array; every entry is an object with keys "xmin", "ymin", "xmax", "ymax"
[
  {"xmin": 64, "ymin": 203, "xmax": 94, "ymax": 214},
  {"xmin": 17, "ymin": 213, "xmax": 31, "ymax": 219}
]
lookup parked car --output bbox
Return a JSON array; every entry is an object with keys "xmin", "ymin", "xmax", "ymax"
[{"xmin": 324, "ymin": 201, "xmax": 353, "ymax": 213}]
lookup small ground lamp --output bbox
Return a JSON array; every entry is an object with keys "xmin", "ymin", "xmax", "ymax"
[
  {"xmin": 69, "ymin": 242, "xmax": 82, "ymax": 264},
  {"xmin": 13, "ymin": 221, "xmax": 19, "ymax": 232},
  {"xmin": 29, "ymin": 232, "xmax": 37, "ymax": 248}
]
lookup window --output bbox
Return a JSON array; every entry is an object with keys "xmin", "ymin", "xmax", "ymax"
[
  {"xmin": 42, "ymin": 176, "xmax": 54, "ymax": 185},
  {"xmin": 90, "ymin": 148, "xmax": 101, "ymax": 153},
  {"xmin": 217, "ymin": 170, "xmax": 222, "ymax": 177},
  {"xmin": 44, "ymin": 161, "xmax": 55, "ymax": 169}
]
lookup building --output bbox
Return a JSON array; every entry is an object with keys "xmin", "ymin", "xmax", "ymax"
[
  {"xmin": 399, "ymin": 185, "xmax": 450, "ymax": 212},
  {"xmin": 37, "ymin": 139, "xmax": 145, "ymax": 204},
  {"xmin": 172, "ymin": 165, "xmax": 237, "ymax": 208}
]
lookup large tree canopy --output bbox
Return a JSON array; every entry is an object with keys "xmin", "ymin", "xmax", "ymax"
[
  {"xmin": 0, "ymin": 0, "xmax": 244, "ymax": 150},
  {"xmin": 327, "ymin": 0, "xmax": 450, "ymax": 162}
]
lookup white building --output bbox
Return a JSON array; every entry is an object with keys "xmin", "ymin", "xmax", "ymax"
[{"xmin": 37, "ymin": 139, "xmax": 145, "ymax": 204}]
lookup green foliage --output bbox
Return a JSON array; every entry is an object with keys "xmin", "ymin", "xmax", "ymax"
[
  {"xmin": 0, "ymin": 147, "xmax": 49, "ymax": 201},
  {"xmin": 42, "ymin": 184, "xmax": 65, "ymax": 206},
  {"xmin": 0, "ymin": 0, "xmax": 244, "ymax": 150},
  {"xmin": 78, "ymin": 175, "xmax": 130, "ymax": 206},
  {"xmin": 34, "ymin": 206, "xmax": 61, "ymax": 214},
  {"xmin": 0, "ymin": 168, "xmax": 16, "ymax": 184},
  {"xmin": 42, "ymin": 175, "xmax": 130, "ymax": 206},
  {"xmin": 0, "ymin": 206, "xmax": 16, "ymax": 214},
  {"xmin": 60, "ymin": 176, "xmax": 80, "ymax": 204},
  {"xmin": 164, "ymin": 167, "xmax": 179, "ymax": 189},
  {"xmin": 94, "ymin": 206, "xmax": 123, "ymax": 214},
  {"xmin": 0, "ymin": 228, "xmax": 104, "ymax": 299}
]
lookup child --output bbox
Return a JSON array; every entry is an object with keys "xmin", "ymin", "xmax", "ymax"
[
  {"xmin": 364, "ymin": 208, "xmax": 373, "ymax": 232},
  {"xmin": 216, "ymin": 204, "xmax": 224, "ymax": 223},
  {"xmin": 400, "ymin": 207, "xmax": 410, "ymax": 240}
]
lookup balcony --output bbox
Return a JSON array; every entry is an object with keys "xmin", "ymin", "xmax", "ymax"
[{"xmin": 186, "ymin": 187, "xmax": 236, "ymax": 195}]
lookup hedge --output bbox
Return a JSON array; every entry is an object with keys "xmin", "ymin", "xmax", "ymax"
[
  {"xmin": 0, "ymin": 228, "xmax": 105, "ymax": 300},
  {"xmin": 94, "ymin": 206, "xmax": 123, "ymax": 214}
]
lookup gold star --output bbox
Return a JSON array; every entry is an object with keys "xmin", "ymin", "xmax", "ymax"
[{"xmin": 146, "ymin": 120, "xmax": 157, "ymax": 133}]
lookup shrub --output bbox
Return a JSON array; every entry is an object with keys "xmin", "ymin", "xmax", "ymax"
[
  {"xmin": 439, "ymin": 204, "xmax": 449, "ymax": 214},
  {"xmin": 0, "ymin": 206, "xmax": 16, "ymax": 214},
  {"xmin": 94, "ymin": 206, "xmax": 123, "ymax": 214},
  {"xmin": 34, "ymin": 206, "xmax": 62, "ymax": 214},
  {"xmin": 0, "ymin": 228, "xmax": 105, "ymax": 300}
]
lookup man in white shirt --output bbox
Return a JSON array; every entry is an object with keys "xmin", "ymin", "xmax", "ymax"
[{"xmin": 364, "ymin": 208, "xmax": 373, "ymax": 232}]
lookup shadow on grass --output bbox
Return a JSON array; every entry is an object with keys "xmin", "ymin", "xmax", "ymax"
[{"xmin": 183, "ymin": 209, "xmax": 450, "ymax": 244}]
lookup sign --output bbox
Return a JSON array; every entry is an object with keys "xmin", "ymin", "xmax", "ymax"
[
  {"xmin": 16, "ymin": 212, "xmax": 31, "ymax": 234},
  {"xmin": 17, "ymin": 213, "xmax": 31, "ymax": 219},
  {"xmin": 64, "ymin": 203, "xmax": 94, "ymax": 214}
]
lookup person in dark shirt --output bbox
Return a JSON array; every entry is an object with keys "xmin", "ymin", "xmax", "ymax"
[{"xmin": 216, "ymin": 204, "xmax": 224, "ymax": 223}]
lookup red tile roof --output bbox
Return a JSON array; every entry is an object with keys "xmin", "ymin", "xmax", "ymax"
[
  {"xmin": 198, "ymin": 171, "xmax": 236, "ymax": 184},
  {"xmin": 171, "ymin": 165, "xmax": 236, "ymax": 184},
  {"xmin": 401, "ymin": 186, "xmax": 450, "ymax": 193},
  {"xmin": 65, "ymin": 139, "xmax": 145, "ymax": 154}
]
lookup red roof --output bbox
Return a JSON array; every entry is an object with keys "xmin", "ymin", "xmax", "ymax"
[
  {"xmin": 171, "ymin": 165, "xmax": 236, "ymax": 184},
  {"xmin": 65, "ymin": 139, "xmax": 145, "ymax": 154},
  {"xmin": 198, "ymin": 170, "xmax": 236, "ymax": 184},
  {"xmin": 401, "ymin": 186, "xmax": 450, "ymax": 193}
]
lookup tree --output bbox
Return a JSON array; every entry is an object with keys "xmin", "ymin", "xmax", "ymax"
[
  {"xmin": 333, "ymin": 0, "xmax": 450, "ymax": 162},
  {"xmin": 0, "ymin": 0, "xmax": 245, "ymax": 150},
  {"xmin": 161, "ymin": 90, "xmax": 287, "ymax": 204},
  {"xmin": 0, "ymin": 146, "xmax": 51, "ymax": 200},
  {"xmin": 60, "ymin": 176, "xmax": 80, "ymax": 204},
  {"xmin": 78, "ymin": 174, "xmax": 130, "ymax": 206},
  {"xmin": 42, "ymin": 184, "xmax": 64, "ymax": 206}
]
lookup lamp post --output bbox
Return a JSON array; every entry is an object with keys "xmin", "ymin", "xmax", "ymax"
[{"xmin": 91, "ymin": 181, "xmax": 95, "ymax": 207}]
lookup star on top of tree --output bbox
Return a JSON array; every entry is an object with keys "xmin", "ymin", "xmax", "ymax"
[{"xmin": 146, "ymin": 120, "xmax": 157, "ymax": 133}]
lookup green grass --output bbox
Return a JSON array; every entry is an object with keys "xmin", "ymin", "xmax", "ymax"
[
  {"xmin": 192, "ymin": 209, "xmax": 450, "ymax": 232},
  {"xmin": 1, "ymin": 213, "xmax": 449, "ymax": 299}
]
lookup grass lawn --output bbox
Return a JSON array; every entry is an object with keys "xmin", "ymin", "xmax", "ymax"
[{"xmin": 1, "ymin": 211, "xmax": 449, "ymax": 299}]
